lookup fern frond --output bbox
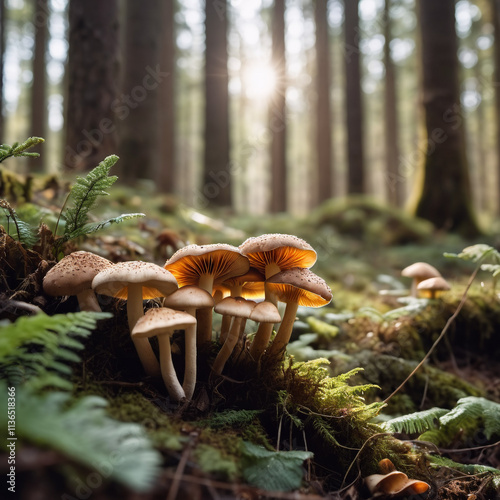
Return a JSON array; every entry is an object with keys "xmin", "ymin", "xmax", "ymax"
[
  {"xmin": 69, "ymin": 213, "xmax": 145, "ymax": 240},
  {"xmin": 0, "ymin": 312, "xmax": 111, "ymax": 389},
  {"xmin": 202, "ymin": 409, "xmax": 264, "ymax": 430},
  {"xmin": 61, "ymin": 155, "xmax": 119, "ymax": 238},
  {"xmin": 0, "ymin": 199, "xmax": 38, "ymax": 246},
  {"xmin": 382, "ymin": 407, "xmax": 449, "ymax": 435},
  {"xmin": 0, "ymin": 385, "xmax": 162, "ymax": 491},
  {"xmin": 445, "ymin": 244, "xmax": 500, "ymax": 264},
  {"xmin": 0, "ymin": 137, "xmax": 44, "ymax": 163},
  {"xmin": 312, "ymin": 417, "xmax": 340, "ymax": 447}
]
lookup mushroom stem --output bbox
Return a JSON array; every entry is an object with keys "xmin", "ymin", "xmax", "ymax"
[
  {"xmin": 220, "ymin": 314, "xmax": 232, "ymax": 344},
  {"xmin": 76, "ymin": 289, "xmax": 102, "ymax": 312},
  {"xmin": 197, "ymin": 274, "xmax": 215, "ymax": 344},
  {"xmin": 249, "ymin": 322, "xmax": 273, "ymax": 361},
  {"xmin": 267, "ymin": 301, "xmax": 298, "ymax": 357},
  {"xmin": 127, "ymin": 283, "xmax": 161, "ymax": 377},
  {"xmin": 157, "ymin": 334, "xmax": 186, "ymax": 402},
  {"xmin": 182, "ymin": 307, "xmax": 197, "ymax": 400},
  {"xmin": 212, "ymin": 317, "xmax": 242, "ymax": 375}
]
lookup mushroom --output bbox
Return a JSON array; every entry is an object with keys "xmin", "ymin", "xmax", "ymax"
[
  {"xmin": 401, "ymin": 262, "xmax": 441, "ymax": 297},
  {"xmin": 162, "ymin": 285, "xmax": 214, "ymax": 399},
  {"xmin": 132, "ymin": 308, "xmax": 197, "ymax": 402},
  {"xmin": 212, "ymin": 297, "xmax": 256, "ymax": 375},
  {"xmin": 92, "ymin": 261, "xmax": 178, "ymax": 377},
  {"xmin": 265, "ymin": 268, "xmax": 332, "ymax": 358},
  {"xmin": 43, "ymin": 251, "xmax": 113, "ymax": 312},
  {"xmin": 248, "ymin": 301, "xmax": 282, "ymax": 361},
  {"xmin": 417, "ymin": 276, "xmax": 450, "ymax": 299},
  {"xmin": 165, "ymin": 244, "xmax": 250, "ymax": 344},
  {"xmin": 364, "ymin": 458, "xmax": 430, "ymax": 497}
]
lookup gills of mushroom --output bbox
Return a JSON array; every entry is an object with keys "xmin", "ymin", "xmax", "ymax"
[
  {"xmin": 132, "ymin": 308, "xmax": 197, "ymax": 402},
  {"xmin": 92, "ymin": 261, "xmax": 178, "ymax": 377},
  {"xmin": 265, "ymin": 268, "xmax": 332, "ymax": 359}
]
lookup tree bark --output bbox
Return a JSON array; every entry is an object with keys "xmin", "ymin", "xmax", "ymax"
[
  {"xmin": 344, "ymin": 0, "xmax": 365, "ymax": 194},
  {"xmin": 269, "ymin": 0, "xmax": 287, "ymax": 213},
  {"xmin": 493, "ymin": 0, "xmax": 500, "ymax": 215},
  {"xmin": 314, "ymin": 0, "xmax": 333, "ymax": 205},
  {"xmin": 383, "ymin": 0, "xmax": 402, "ymax": 206},
  {"xmin": 0, "ymin": 0, "xmax": 5, "ymax": 143},
  {"xmin": 203, "ymin": 0, "xmax": 232, "ymax": 208},
  {"xmin": 30, "ymin": 0, "xmax": 49, "ymax": 171},
  {"xmin": 157, "ymin": 0, "xmax": 176, "ymax": 193},
  {"xmin": 63, "ymin": 0, "xmax": 119, "ymax": 172},
  {"xmin": 119, "ymin": 0, "xmax": 164, "ymax": 182},
  {"xmin": 414, "ymin": 0, "xmax": 479, "ymax": 237}
]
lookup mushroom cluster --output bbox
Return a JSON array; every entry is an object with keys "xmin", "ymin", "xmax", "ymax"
[
  {"xmin": 401, "ymin": 262, "xmax": 451, "ymax": 299},
  {"xmin": 42, "ymin": 234, "xmax": 332, "ymax": 403}
]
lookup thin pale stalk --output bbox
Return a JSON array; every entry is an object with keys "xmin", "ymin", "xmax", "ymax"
[
  {"xmin": 249, "ymin": 322, "xmax": 273, "ymax": 361},
  {"xmin": 183, "ymin": 306, "xmax": 197, "ymax": 400},
  {"xmin": 212, "ymin": 317, "xmax": 242, "ymax": 375},
  {"xmin": 197, "ymin": 274, "xmax": 214, "ymax": 343},
  {"xmin": 76, "ymin": 289, "xmax": 101, "ymax": 312},
  {"xmin": 267, "ymin": 301, "xmax": 298, "ymax": 357},
  {"xmin": 158, "ymin": 334, "xmax": 185, "ymax": 402}
]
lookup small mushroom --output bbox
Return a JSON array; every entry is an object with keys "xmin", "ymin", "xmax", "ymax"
[
  {"xmin": 132, "ymin": 308, "xmax": 196, "ymax": 402},
  {"xmin": 43, "ymin": 251, "xmax": 113, "ymax": 312},
  {"xmin": 92, "ymin": 261, "xmax": 178, "ymax": 377},
  {"xmin": 162, "ymin": 285, "xmax": 214, "ymax": 399},
  {"xmin": 212, "ymin": 297, "xmax": 256, "ymax": 375},
  {"xmin": 417, "ymin": 276, "xmax": 450, "ymax": 299},
  {"xmin": 266, "ymin": 268, "xmax": 332, "ymax": 358},
  {"xmin": 401, "ymin": 262, "xmax": 441, "ymax": 297},
  {"xmin": 165, "ymin": 244, "xmax": 250, "ymax": 344}
]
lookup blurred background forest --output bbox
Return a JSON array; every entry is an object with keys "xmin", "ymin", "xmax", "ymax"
[{"xmin": 0, "ymin": 0, "xmax": 498, "ymax": 237}]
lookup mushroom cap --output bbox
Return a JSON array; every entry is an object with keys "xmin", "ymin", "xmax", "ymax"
[
  {"xmin": 214, "ymin": 296, "xmax": 256, "ymax": 318},
  {"xmin": 43, "ymin": 251, "xmax": 113, "ymax": 296},
  {"xmin": 132, "ymin": 307, "xmax": 196, "ymax": 339},
  {"xmin": 266, "ymin": 267, "xmax": 332, "ymax": 307},
  {"xmin": 239, "ymin": 234, "xmax": 317, "ymax": 276},
  {"xmin": 417, "ymin": 276, "xmax": 450, "ymax": 292},
  {"xmin": 92, "ymin": 261, "xmax": 178, "ymax": 299},
  {"xmin": 401, "ymin": 262, "xmax": 441, "ymax": 280},
  {"xmin": 364, "ymin": 471, "xmax": 410, "ymax": 495},
  {"xmin": 162, "ymin": 285, "xmax": 214, "ymax": 310},
  {"xmin": 249, "ymin": 301, "xmax": 282, "ymax": 324},
  {"xmin": 164, "ymin": 244, "xmax": 250, "ymax": 287}
]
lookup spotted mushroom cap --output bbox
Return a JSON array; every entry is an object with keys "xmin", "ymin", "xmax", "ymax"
[
  {"xmin": 266, "ymin": 267, "xmax": 332, "ymax": 307},
  {"xmin": 162, "ymin": 285, "xmax": 214, "ymax": 310},
  {"xmin": 164, "ymin": 243, "xmax": 250, "ymax": 287},
  {"xmin": 92, "ymin": 261, "xmax": 178, "ymax": 299},
  {"xmin": 239, "ymin": 234, "xmax": 317, "ymax": 278},
  {"xmin": 43, "ymin": 251, "xmax": 113, "ymax": 296},
  {"xmin": 131, "ymin": 307, "xmax": 196, "ymax": 339},
  {"xmin": 401, "ymin": 262, "xmax": 441, "ymax": 281}
]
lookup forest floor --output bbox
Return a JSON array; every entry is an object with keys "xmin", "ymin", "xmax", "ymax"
[{"xmin": 1, "ymin": 172, "xmax": 500, "ymax": 500}]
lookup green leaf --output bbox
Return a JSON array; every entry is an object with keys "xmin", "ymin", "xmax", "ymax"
[
  {"xmin": 382, "ymin": 407, "xmax": 449, "ymax": 435},
  {"xmin": 66, "ymin": 213, "xmax": 145, "ymax": 240},
  {"xmin": 0, "ymin": 199, "xmax": 39, "ymax": 246},
  {"xmin": 0, "ymin": 137, "xmax": 44, "ymax": 163},
  {"xmin": 445, "ymin": 244, "xmax": 500, "ymax": 264},
  {"xmin": 0, "ymin": 386, "xmax": 162, "ymax": 491},
  {"xmin": 241, "ymin": 441, "xmax": 313, "ymax": 492}
]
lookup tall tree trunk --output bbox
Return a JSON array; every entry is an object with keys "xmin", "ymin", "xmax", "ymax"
[
  {"xmin": 270, "ymin": 0, "xmax": 287, "ymax": 213},
  {"xmin": 474, "ymin": 43, "xmax": 487, "ymax": 212},
  {"xmin": 414, "ymin": 0, "xmax": 479, "ymax": 236},
  {"xmin": 494, "ymin": 0, "xmax": 500, "ymax": 215},
  {"xmin": 203, "ymin": 0, "xmax": 232, "ymax": 208},
  {"xmin": 0, "ymin": 0, "xmax": 6, "ymax": 143},
  {"xmin": 383, "ymin": 0, "xmax": 402, "ymax": 206},
  {"xmin": 157, "ymin": 0, "xmax": 176, "ymax": 193},
  {"xmin": 314, "ymin": 0, "xmax": 333, "ymax": 206},
  {"xmin": 30, "ymin": 0, "xmax": 49, "ymax": 171},
  {"xmin": 119, "ymin": 0, "xmax": 164, "ymax": 182},
  {"xmin": 64, "ymin": 0, "xmax": 119, "ymax": 172},
  {"xmin": 344, "ymin": 0, "xmax": 365, "ymax": 194}
]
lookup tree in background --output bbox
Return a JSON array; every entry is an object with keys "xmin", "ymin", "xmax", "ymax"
[
  {"xmin": 314, "ymin": 0, "xmax": 333, "ymax": 205},
  {"xmin": 119, "ymin": 0, "xmax": 164, "ymax": 183},
  {"xmin": 383, "ymin": 0, "xmax": 402, "ymax": 206},
  {"xmin": 413, "ymin": 0, "xmax": 479, "ymax": 236},
  {"xmin": 64, "ymin": 0, "xmax": 119, "ymax": 172},
  {"xmin": 0, "ymin": 0, "xmax": 5, "ymax": 143},
  {"xmin": 204, "ymin": 0, "xmax": 232, "ymax": 208},
  {"xmin": 494, "ymin": 0, "xmax": 500, "ymax": 215},
  {"xmin": 157, "ymin": 0, "xmax": 176, "ymax": 194},
  {"xmin": 270, "ymin": 0, "xmax": 287, "ymax": 212},
  {"xmin": 344, "ymin": 0, "xmax": 365, "ymax": 194},
  {"xmin": 30, "ymin": 0, "xmax": 49, "ymax": 171}
]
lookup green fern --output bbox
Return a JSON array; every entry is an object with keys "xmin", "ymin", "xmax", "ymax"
[
  {"xmin": 445, "ymin": 244, "xmax": 500, "ymax": 264},
  {"xmin": 382, "ymin": 407, "xmax": 449, "ymax": 435},
  {"xmin": 0, "ymin": 199, "xmax": 39, "ymax": 246},
  {"xmin": 0, "ymin": 312, "xmax": 111, "ymax": 390},
  {"xmin": 59, "ymin": 155, "xmax": 144, "ymax": 242},
  {"xmin": 0, "ymin": 137, "xmax": 44, "ymax": 163},
  {"xmin": 202, "ymin": 409, "xmax": 264, "ymax": 429},
  {"xmin": 0, "ymin": 385, "xmax": 162, "ymax": 491}
]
